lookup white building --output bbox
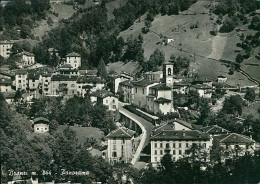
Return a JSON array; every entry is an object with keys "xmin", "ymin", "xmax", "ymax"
[
  {"xmin": 0, "ymin": 40, "xmax": 14, "ymax": 58},
  {"xmin": 107, "ymin": 127, "xmax": 135, "ymax": 164},
  {"xmin": 65, "ymin": 52, "xmax": 81, "ymax": 69},
  {"xmin": 15, "ymin": 69, "xmax": 28, "ymax": 91},
  {"xmin": 146, "ymin": 83, "xmax": 173, "ymax": 115},
  {"xmin": 49, "ymin": 75, "xmax": 78, "ymax": 96},
  {"xmin": 42, "ymin": 73, "xmax": 52, "ymax": 95},
  {"xmin": 150, "ymin": 119, "xmax": 212, "ymax": 168},
  {"xmin": 118, "ymin": 80, "xmax": 134, "ymax": 104},
  {"xmin": 18, "ymin": 51, "xmax": 35, "ymax": 67},
  {"xmin": 132, "ymin": 79, "xmax": 158, "ymax": 108},
  {"xmin": 92, "ymin": 90, "xmax": 119, "ymax": 111},
  {"xmin": 76, "ymin": 76, "xmax": 105, "ymax": 97},
  {"xmin": 217, "ymin": 75, "xmax": 227, "ymax": 83},
  {"xmin": 144, "ymin": 71, "xmax": 163, "ymax": 82},
  {"xmin": 190, "ymin": 84, "xmax": 212, "ymax": 98},
  {"xmin": 33, "ymin": 117, "xmax": 50, "ymax": 133}
]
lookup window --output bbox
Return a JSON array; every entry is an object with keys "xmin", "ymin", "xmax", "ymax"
[
  {"xmin": 106, "ymin": 100, "xmax": 108, "ymax": 103},
  {"xmin": 160, "ymin": 150, "xmax": 163, "ymax": 155},
  {"xmin": 71, "ymin": 84, "xmax": 75, "ymax": 87},
  {"xmin": 113, "ymin": 138, "xmax": 116, "ymax": 144},
  {"xmin": 155, "ymin": 157, "xmax": 157, "ymax": 162},
  {"xmin": 155, "ymin": 150, "xmax": 157, "ymax": 155},
  {"xmin": 45, "ymin": 128, "xmax": 47, "ymax": 130},
  {"xmin": 168, "ymin": 68, "xmax": 172, "ymax": 75},
  {"xmin": 166, "ymin": 143, "xmax": 169, "ymax": 148},
  {"xmin": 18, "ymin": 80, "xmax": 21, "ymax": 83},
  {"xmin": 135, "ymin": 88, "xmax": 137, "ymax": 93},
  {"xmin": 122, "ymin": 139, "xmax": 125, "ymax": 144},
  {"xmin": 203, "ymin": 143, "xmax": 206, "ymax": 148},
  {"xmin": 74, "ymin": 60, "xmax": 77, "ymax": 63},
  {"xmin": 172, "ymin": 157, "xmax": 176, "ymax": 161},
  {"xmin": 179, "ymin": 150, "xmax": 182, "ymax": 155},
  {"xmin": 179, "ymin": 143, "xmax": 182, "ymax": 148},
  {"xmin": 160, "ymin": 143, "xmax": 163, "ymax": 148},
  {"xmin": 113, "ymin": 145, "xmax": 116, "ymax": 150},
  {"xmin": 142, "ymin": 88, "xmax": 144, "ymax": 94},
  {"xmin": 173, "ymin": 143, "xmax": 175, "ymax": 148},
  {"xmin": 112, "ymin": 99, "xmax": 115, "ymax": 103},
  {"xmin": 186, "ymin": 143, "xmax": 189, "ymax": 147},
  {"xmin": 112, "ymin": 152, "xmax": 117, "ymax": 157},
  {"xmin": 37, "ymin": 128, "xmax": 39, "ymax": 130},
  {"xmin": 172, "ymin": 150, "xmax": 176, "ymax": 155},
  {"xmin": 155, "ymin": 143, "xmax": 157, "ymax": 148}
]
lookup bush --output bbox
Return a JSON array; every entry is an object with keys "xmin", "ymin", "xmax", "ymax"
[{"xmin": 235, "ymin": 54, "xmax": 244, "ymax": 63}]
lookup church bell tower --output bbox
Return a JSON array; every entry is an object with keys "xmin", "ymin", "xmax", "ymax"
[{"xmin": 163, "ymin": 62, "xmax": 174, "ymax": 87}]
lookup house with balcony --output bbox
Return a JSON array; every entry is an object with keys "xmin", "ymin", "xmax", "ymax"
[
  {"xmin": 15, "ymin": 69, "xmax": 28, "ymax": 91},
  {"xmin": 65, "ymin": 52, "xmax": 81, "ymax": 69},
  {"xmin": 0, "ymin": 78, "xmax": 12, "ymax": 93},
  {"xmin": 118, "ymin": 80, "xmax": 134, "ymax": 104}
]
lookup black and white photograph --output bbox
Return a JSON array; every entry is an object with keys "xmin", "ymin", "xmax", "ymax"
[{"xmin": 0, "ymin": 0, "xmax": 260, "ymax": 183}]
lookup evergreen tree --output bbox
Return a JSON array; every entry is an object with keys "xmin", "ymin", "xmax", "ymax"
[{"xmin": 97, "ymin": 58, "xmax": 108, "ymax": 79}]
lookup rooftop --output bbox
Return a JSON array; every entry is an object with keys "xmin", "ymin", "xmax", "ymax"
[
  {"xmin": 20, "ymin": 51, "xmax": 35, "ymax": 57},
  {"xmin": 107, "ymin": 127, "xmax": 135, "ymax": 139},
  {"xmin": 132, "ymin": 79, "xmax": 156, "ymax": 87},
  {"xmin": 192, "ymin": 84, "xmax": 212, "ymax": 89},
  {"xmin": 91, "ymin": 90, "xmax": 115, "ymax": 98},
  {"xmin": 154, "ymin": 119, "xmax": 194, "ymax": 132},
  {"xmin": 27, "ymin": 73, "xmax": 40, "ymax": 80},
  {"xmin": 150, "ymin": 83, "xmax": 171, "ymax": 90},
  {"xmin": 33, "ymin": 117, "xmax": 50, "ymax": 124},
  {"xmin": 77, "ymin": 76, "xmax": 104, "ymax": 84},
  {"xmin": 214, "ymin": 133, "xmax": 255, "ymax": 144},
  {"xmin": 151, "ymin": 130, "xmax": 210, "ymax": 141},
  {"xmin": 51, "ymin": 75, "xmax": 78, "ymax": 81},
  {"xmin": 0, "ymin": 78, "xmax": 12, "ymax": 85},
  {"xmin": 200, "ymin": 125, "xmax": 230, "ymax": 135},
  {"xmin": 16, "ymin": 69, "xmax": 27, "ymax": 75},
  {"xmin": 120, "ymin": 80, "xmax": 134, "ymax": 87},
  {"xmin": 66, "ymin": 52, "xmax": 81, "ymax": 57}
]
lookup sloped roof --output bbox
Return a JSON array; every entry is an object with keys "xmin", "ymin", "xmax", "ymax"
[
  {"xmin": 151, "ymin": 130, "xmax": 210, "ymax": 141},
  {"xmin": 173, "ymin": 82, "xmax": 191, "ymax": 87},
  {"xmin": 16, "ymin": 69, "xmax": 27, "ymax": 75},
  {"xmin": 27, "ymin": 73, "xmax": 40, "ymax": 80},
  {"xmin": 66, "ymin": 52, "xmax": 81, "ymax": 57},
  {"xmin": 150, "ymin": 83, "xmax": 171, "ymax": 90},
  {"xmin": 91, "ymin": 90, "xmax": 115, "ymax": 98},
  {"xmin": 192, "ymin": 84, "xmax": 212, "ymax": 89},
  {"xmin": 132, "ymin": 79, "xmax": 156, "ymax": 87},
  {"xmin": 200, "ymin": 125, "xmax": 230, "ymax": 135},
  {"xmin": 154, "ymin": 119, "xmax": 194, "ymax": 132},
  {"xmin": 51, "ymin": 75, "xmax": 78, "ymax": 81},
  {"xmin": 20, "ymin": 51, "xmax": 34, "ymax": 57},
  {"xmin": 77, "ymin": 76, "xmax": 104, "ymax": 84},
  {"xmin": 60, "ymin": 64, "xmax": 73, "ymax": 69},
  {"xmin": 214, "ymin": 133, "xmax": 255, "ymax": 144},
  {"xmin": 120, "ymin": 80, "xmax": 134, "ymax": 87},
  {"xmin": 0, "ymin": 78, "xmax": 12, "ymax": 85},
  {"xmin": 33, "ymin": 117, "xmax": 50, "ymax": 124},
  {"xmin": 107, "ymin": 127, "xmax": 135, "ymax": 139}
]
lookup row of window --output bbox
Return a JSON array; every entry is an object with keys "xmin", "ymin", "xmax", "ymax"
[
  {"xmin": 154, "ymin": 149, "xmax": 189, "ymax": 155},
  {"xmin": 154, "ymin": 142, "xmax": 207, "ymax": 148}
]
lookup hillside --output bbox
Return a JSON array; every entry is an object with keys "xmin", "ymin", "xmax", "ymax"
[{"xmin": 119, "ymin": 0, "xmax": 259, "ymax": 87}]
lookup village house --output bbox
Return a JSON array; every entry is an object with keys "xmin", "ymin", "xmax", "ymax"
[
  {"xmin": 50, "ymin": 74, "xmax": 78, "ymax": 96},
  {"xmin": 217, "ymin": 75, "xmax": 228, "ymax": 83},
  {"xmin": 58, "ymin": 64, "xmax": 79, "ymax": 76},
  {"xmin": 41, "ymin": 73, "xmax": 52, "ymax": 96},
  {"xmin": 150, "ymin": 119, "xmax": 212, "ymax": 168},
  {"xmin": 132, "ymin": 79, "xmax": 159, "ymax": 109},
  {"xmin": 146, "ymin": 83, "xmax": 173, "ymax": 115},
  {"xmin": 15, "ymin": 69, "xmax": 28, "ymax": 91},
  {"xmin": 0, "ymin": 78, "xmax": 13, "ymax": 93},
  {"xmin": 91, "ymin": 90, "xmax": 119, "ymax": 111},
  {"xmin": 118, "ymin": 80, "xmax": 134, "ymax": 104},
  {"xmin": 65, "ymin": 52, "xmax": 81, "ymax": 69},
  {"xmin": 173, "ymin": 82, "xmax": 191, "ymax": 94},
  {"xmin": 213, "ymin": 133, "xmax": 256, "ymax": 162},
  {"xmin": 190, "ymin": 84, "xmax": 212, "ymax": 98},
  {"xmin": 0, "ymin": 70, "xmax": 14, "ymax": 80},
  {"xmin": 0, "ymin": 40, "xmax": 14, "ymax": 58},
  {"xmin": 33, "ymin": 117, "xmax": 50, "ymax": 133},
  {"xmin": 107, "ymin": 127, "xmax": 135, "ymax": 164},
  {"xmin": 18, "ymin": 51, "xmax": 35, "ymax": 67},
  {"xmin": 111, "ymin": 72, "xmax": 133, "ymax": 94},
  {"xmin": 144, "ymin": 71, "xmax": 163, "ymax": 82},
  {"xmin": 200, "ymin": 125, "xmax": 230, "ymax": 136},
  {"xmin": 76, "ymin": 76, "xmax": 105, "ymax": 97}
]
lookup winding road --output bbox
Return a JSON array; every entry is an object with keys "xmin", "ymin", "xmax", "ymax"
[{"xmin": 118, "ymin": 102, "xmax": 154, "ymax": 165}]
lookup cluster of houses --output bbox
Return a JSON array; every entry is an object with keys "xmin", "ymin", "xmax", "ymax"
[{"xmin": 1, "ymin": 45, "xmax": 259, "ymax": 174}]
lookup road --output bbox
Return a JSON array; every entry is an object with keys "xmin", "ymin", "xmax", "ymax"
[{"xmin": 118, "ymin": 102, "xmax": 154, "ymax": 165}]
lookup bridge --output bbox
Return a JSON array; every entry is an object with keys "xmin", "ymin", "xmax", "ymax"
[{"xmin": 118, "ymin": 102, "xmax": 154, "ymax": 165}]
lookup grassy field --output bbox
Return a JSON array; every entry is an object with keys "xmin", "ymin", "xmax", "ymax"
[
  {"xmin": 57, "ymin": 125, "xmax": 105, "ymax": 144},
  {"xmin": 107, "ymin": 61, "xmax": 140, "ymax": 75},
  {"xmin": 118, "ymin": 0, "xmax": 257, "ymax": 87},
  {"xmin": 242, "ymin": 102, "xmax": 260, "ymax": 119}
]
